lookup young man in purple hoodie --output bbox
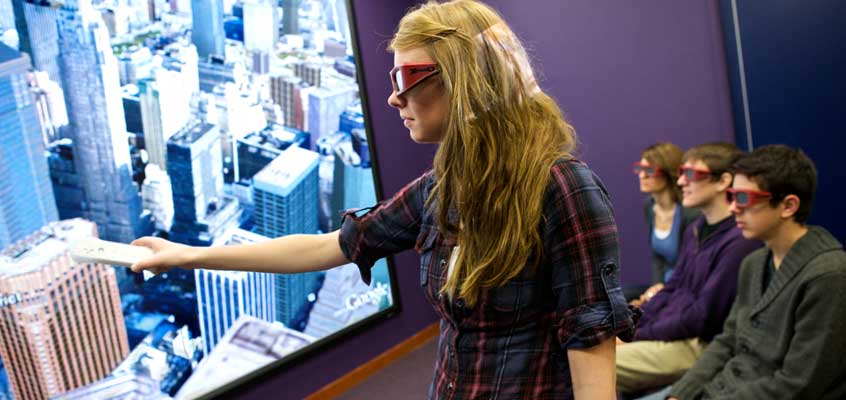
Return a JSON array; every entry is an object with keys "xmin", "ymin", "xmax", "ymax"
[{"xmin": 616, "ymin": 143, "xmax": 762, "ymax": 395}]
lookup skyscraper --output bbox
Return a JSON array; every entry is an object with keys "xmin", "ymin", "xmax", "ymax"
[
  {"xmin": 269, "ymin": 71, "xmax": 310, "ymax": 129},
  {"xmin": 330, "ymin": 135, "xmax": 377, "ymax": 230},
  {"xmin": 167, "ymin": 120, "xmax": 241, "ymax": 246},
  {"xmin": 177, "ymin": 316, "xmax": 315, "ymax": 399},
  {"xmin": 281, "ymin": 0, "xmax": 299, "ymax": 34},
  {"xmin": 307, "ymin": 85, "xmax": 355, "ymax": 149},
  {"xmin": 0, "ymin": 219, "xmax": 130, "ymax": 399},
  {"xmin": 236, "ymin": 123, "xmax": 308, "ymax": 182},
  {"xmin": 57, "ymin": 0, "xmax": 143, "ymax": 244},
  {"xmin": 191, "ymin": 0, "xmax": 224, "ymax": 60},
  {"xmin": 252, "ymin": 145, "xmax": 323, "ymax": 327},
  {"xmin": 0, "ymin": 43, "xmax": 58, "ymax": 249},
  {"xmin": 139, "ymin": 43, "xmax": 200, "ymax": 170},
  {"xmin": 243, "ymin": 0, "xmax": 278, "ymax": 54},
  {"xmin": 29, "ymin": 70, "xmax": 68, "ymax": 143},
  {"xmin": 0, "ymin": 0, "xmax": 13, "ymax": 30},
  {"xmin": 294, "ymin": 61, "xmax": 321, "ymax": 87},
  {"xmin": 20, "ymin": 0, "xmax": 62, "ymax": 86},
  {"xmin": 195, "ymin": 228, "xmax": 277, "ymax": 355}
]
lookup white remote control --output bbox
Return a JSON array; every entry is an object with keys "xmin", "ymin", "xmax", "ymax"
[{"xmin": 71, "ymin": 237, "xmax": 157, "ymax": 280}]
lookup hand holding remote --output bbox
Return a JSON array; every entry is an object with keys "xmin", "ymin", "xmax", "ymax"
[{"xmin": 129, "ymin": 236, "xmax": 197, "ymax": 274}]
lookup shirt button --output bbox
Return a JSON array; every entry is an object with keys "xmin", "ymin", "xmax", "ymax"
[
  {"xmin": 440, "ymin": 259, "xmax": 447, "ymax": 267},
  {"xmin": 447, "ymin": 382, "xmax": 454, "ymax": 390},
  {"xmin": 437, "ymin": 293, "xmax": 443, "ymax": 301}
]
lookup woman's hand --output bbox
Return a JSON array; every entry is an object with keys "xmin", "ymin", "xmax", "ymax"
[{"xmin": 130, "ymin": 237, "xmax": 198, "ymax": 274}]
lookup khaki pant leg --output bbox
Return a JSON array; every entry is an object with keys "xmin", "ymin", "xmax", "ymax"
[{"xmin": 615, "ymin": 338, "xmax": 705, "ymax": 394}]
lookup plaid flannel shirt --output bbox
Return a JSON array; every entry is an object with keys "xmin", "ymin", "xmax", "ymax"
[{"xmin": 339, "ymin": 159, "xmax": 638, "ymax": 399}]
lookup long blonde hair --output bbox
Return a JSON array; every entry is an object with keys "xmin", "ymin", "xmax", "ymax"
[{"xmin": 390, "ymin": 0, "xmax": 576, "ymax": 306}]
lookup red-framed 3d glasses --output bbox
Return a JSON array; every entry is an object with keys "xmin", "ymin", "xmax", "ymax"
[
  {"xmin": 726, "ymin": 188, "xmax": 772, "ymax": 209},
  {"xmin": 390, "ymin": 63, "xmax": 439, "ymax": 96},
  {"xmin": 633, "ymin": 162, "xmax": 663, "ymax": 177},
  {"xmin": 678, "ymin": 166, "xmax": 716, "ymax": 182}
]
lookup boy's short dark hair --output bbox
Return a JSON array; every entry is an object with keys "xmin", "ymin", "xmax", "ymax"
[
  {"xmin": 682, "ymin": 142, "xmax": 744, "ymax": 181},
  {"xmin": 732, "ymin": 144, "xmax": 817, "ymax": 224}
]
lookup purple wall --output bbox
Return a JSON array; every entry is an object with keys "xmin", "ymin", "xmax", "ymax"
[
  {"xmin": 484, "ymin": 0, "xmax": 735, "ymax": 285},
  {"xmin": 237, "ymin": 1, "xmax": 734, "ymax": 398}
]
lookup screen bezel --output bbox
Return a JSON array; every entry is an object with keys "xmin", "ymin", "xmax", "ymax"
[{"xmin": 192, "ymin": 0, "xmax": 401, "ymax": 398}]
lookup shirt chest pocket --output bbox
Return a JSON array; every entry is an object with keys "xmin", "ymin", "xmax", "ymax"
[{"xmin": 488, "ymin": 279, "xmax": 539, "ymax": 313}]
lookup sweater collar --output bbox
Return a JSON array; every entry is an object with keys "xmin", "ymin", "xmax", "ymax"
[{"xmin": 752, "ymin": 226, "xmax": 843, "ymax": 315}]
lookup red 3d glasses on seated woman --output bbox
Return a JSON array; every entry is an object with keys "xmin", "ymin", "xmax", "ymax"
[
  {"xmin": 390, "ymin": 63, "xmax": 439, "ymax": 96},
  {"xmin": 633, "ymin": 162, "xmax": 663, "ymax": 177}
]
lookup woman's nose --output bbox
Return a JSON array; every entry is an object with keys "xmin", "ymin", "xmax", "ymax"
[{"xmin": 388, "ymin": 90, "xmax": 405, "ymax": 109}]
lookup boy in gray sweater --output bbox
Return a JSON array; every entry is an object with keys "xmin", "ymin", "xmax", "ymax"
[{"xmin": 668, "ymin": 145, "xmax": 846, "ymax": 400}]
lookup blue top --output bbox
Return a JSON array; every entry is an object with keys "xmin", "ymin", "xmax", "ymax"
[{"xmin": 651, "ymin": 204, "xmax": 682, "ymax": 281}]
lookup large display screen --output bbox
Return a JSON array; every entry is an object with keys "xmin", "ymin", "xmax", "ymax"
[{"xmin": 0, "ymin": 0, "xmax": 396, "ymax": 399}]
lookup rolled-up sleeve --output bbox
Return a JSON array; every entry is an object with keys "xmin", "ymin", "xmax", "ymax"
[
  {"xmin": 545, "ymin": 161, "xmax": 639, "ymax": 349},
  {"xmin": 338, "ymin": 171, "xmax": 432, "ymax": 284}
]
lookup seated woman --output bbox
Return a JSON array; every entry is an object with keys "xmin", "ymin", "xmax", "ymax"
[{"xmin": 630, "ymin": 142, "xmax": 699, "ymax": 305}]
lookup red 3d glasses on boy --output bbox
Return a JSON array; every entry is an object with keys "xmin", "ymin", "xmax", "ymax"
[
  {"xmin": 726, "ymin": 188, "xmax": 772, "ymax": 209},
  {"xmin": 678, "ymin": 166, "xmax": 715, "ymax": 182}
]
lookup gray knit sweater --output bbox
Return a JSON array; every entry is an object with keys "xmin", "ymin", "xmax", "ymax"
[{"xmin": 670, "ymin": 226, "xmax": 846, "ymax": 400}]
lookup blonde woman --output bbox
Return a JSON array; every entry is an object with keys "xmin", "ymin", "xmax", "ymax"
[{"xmin": 131, "ymin": 1, "xmax": 637, "ymax": 398}]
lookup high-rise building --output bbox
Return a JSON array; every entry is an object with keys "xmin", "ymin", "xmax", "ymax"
[
  {"xmin": 243, "ymin": 0, "xmax": 277, "ymax": 54},
  {"xmin": 236, "ymin": 123, "xmax": 308, "ymax": 182},
  {"xmin": 57, "ymin": 322, "xmax": 198, "ymax": 399},
  {"xmin": 11, "ymin": 0, "xmax": 30, "ymax": 56},
  {"xmin": 141, "ymin": 163, "xmax": 173, "ymax": 232},
  {"xmin": 294, "ymin": 61, "xmax": 321, "ymax": 87},
  {"xmin": 52, "ymin": 372, "xmax": 167, "ymax": 400},
  {"xmin": 251, "ymin": 49, "xmax": 269, "ymax": 75},
  {"xmin": 330, "ymin": 135, "xmax": 377, "ymax": 230},
  {"xmin": 0, "ymin": 0, "xmax": 14, "ymax": 31},
  {"xmin": 0, "ymin": 219, "xmax": 130, "ymax": 399},
  {"xmin": 281, "ymin": 0, "xmax": 299, "ymax": 34},
  {"xmin": 46, "ymin": 139, "xmax": 84, "ymax": 220},
  {"xmin": 139, "ymin": 43, "xmax": 199, "ymax": 170},
  {"xmin": 115, "ymin": 46, "xmax": 153, "ymax": 86},
  {"xmin": 0, "ymin": 43, "xmax": 58, "ymax": 249},
  {"xmin": 307, "ymin": 85, "xmax": 355, "ymax": 149},
  {"xmin": 20, "ymin": 0, "xmax": 62, "ymax": 86},
  {"xmin": 122, "ymin": 85, "xmax": 143, "ymax": 134},
  {"xmin": 269, "ymin": 71, "xmax": 312, "ymax": 130},
  {"xmin": 252, "ymin": 145, "xmax": 323, "ymax": 327},
  {"xmin": 177, "ymin": 316, "xmax": 314, "ymax": 399},
  {"xmin": 197, "ymin": 57, "xmax": 236, "ymax": 93},
  {"xmin": 167, "ymin": 120, "xmax": 241, "ymax": 245},
  {"xmin": 195, "ymin": 228, "xmax": 277, "ymax": 355},
  {"xmin": 191, "ymin": 0, "xmax": 224, "ymax": 59},
  {"xmin": 57, "ymin": 0, "xmax": 143, "ymax": 244},
  {"xmin": 29, "ymin": 70, "xmax": 68, "ymax": 143}
]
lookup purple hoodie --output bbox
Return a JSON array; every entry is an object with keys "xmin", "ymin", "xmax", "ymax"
[{"xmin": 635, "ymin": 215, "xmax": 762, "ymax": 342}]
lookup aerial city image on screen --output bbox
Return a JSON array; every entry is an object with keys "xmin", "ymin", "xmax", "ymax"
[{"xmin": 0, "ymin": 0, "xmax": 394, "ymax": 398}]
